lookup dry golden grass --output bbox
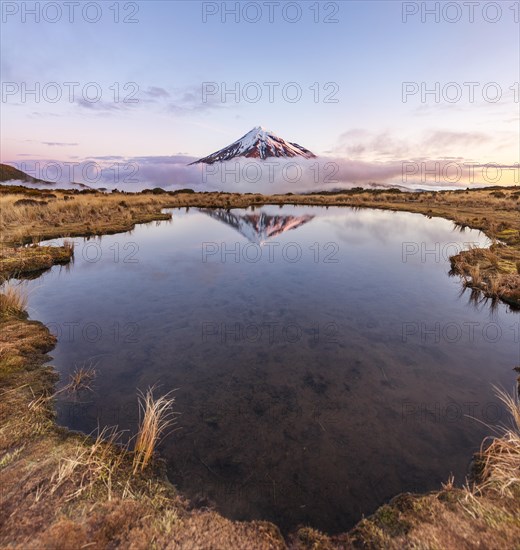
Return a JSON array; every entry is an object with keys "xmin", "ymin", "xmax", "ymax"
[
  {"xmin": 0, "ymin": 282, "xmax": 28, "ymax": 316},
  {"xmin": 0, "ymin": 244, "xmax": 74, "ymax": 281},
  {"xmin": 63, "ymin": 238, "xmax": 75, "ymax": 253},
  {"xmin": 478, "ymin": 388, "xmax": 520, "ymax": 497},
  {"xmin": 132, "ymin": 387, "xmax": 176, "ymax": 474},
  {"xmin": 449, "ymin": 232, "xmax": 519, "ymax": 307},
  {"xmin": 0, "ymin": 192, "xmax": 172, "ymax": 246},
  {"xmin": 487, "ymin": 276, "xmax": 502, "ymax": 298},
  {"xmin": 49, "ymin": 426, "xmax": 125, "ymax": 501}
]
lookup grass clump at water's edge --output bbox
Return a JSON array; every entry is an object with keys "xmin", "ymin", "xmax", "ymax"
[
  {"xmin": 132, "ymin": 387, "xmax": 176, "ymax": 474},
  {"xmin": 0, "ymin": 282, "xmax": 28, "ymax": 316},
  {"xmin": 475, "ymin": 388, "xmax": 520, "ymax": 497}
]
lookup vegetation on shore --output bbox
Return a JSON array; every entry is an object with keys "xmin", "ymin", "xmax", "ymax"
[
  {"xmin": 0, "ymin": 183, "xmax": 519, "ymax": 547},
  {"xmin": 1, "ymin": 184, "xmax": 518, "ymax": 307}
]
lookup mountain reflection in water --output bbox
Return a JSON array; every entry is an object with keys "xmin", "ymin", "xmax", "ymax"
[{"xmin": 200, "ymin": 209, "xmax": 315, "ymax": 243}]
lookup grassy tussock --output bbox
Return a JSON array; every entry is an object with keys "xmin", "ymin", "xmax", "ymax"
[
  {"xmin": 0, "ymin": 243, "xmax": 74, "ymax": 281},
  {"xmin": 0, "ymin": 282, "xmax": 28, "ymax": 316},
  {"xmin": 132, "ymin": 388, "xmax": 176, "ymax": 474},
  {"xmin": 478, "ymin": 388, "xmax": 520, "ymax": 497},
  {"xmin": 487, "ymin": 276, "xmax": 502, "ymax": 298},
  {"xmin": 452, "ymin": 244, "xmax": 520, "ymax": 306}
]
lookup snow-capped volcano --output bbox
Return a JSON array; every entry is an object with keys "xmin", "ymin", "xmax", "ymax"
[{"xmin": 189, "ymin": 126, "xmax": 316, "ymax": 165}]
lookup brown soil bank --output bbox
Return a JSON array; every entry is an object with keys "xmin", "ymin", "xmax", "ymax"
[{"xmin": 1, "ymin": 184, "xmax": 519, "ymax": 548}]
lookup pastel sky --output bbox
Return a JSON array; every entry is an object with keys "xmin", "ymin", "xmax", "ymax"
[{"xmin": 1, "ymin": 1, "xmax": 519, "ymax": 188}]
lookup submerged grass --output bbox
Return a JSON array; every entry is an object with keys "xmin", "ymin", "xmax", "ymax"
[{"xmin": 63, "ymin": 363, "xmax": 97, "ymax": 394}]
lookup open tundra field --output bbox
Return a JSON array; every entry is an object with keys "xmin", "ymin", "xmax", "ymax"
[{"xmin": 0, "ymin": 185, "xmax": 519, "ymax": 548}]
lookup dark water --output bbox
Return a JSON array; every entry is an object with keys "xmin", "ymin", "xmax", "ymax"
[{"xmin": 22, "ymin": 206, "xmax": 519, "ymax": 533}]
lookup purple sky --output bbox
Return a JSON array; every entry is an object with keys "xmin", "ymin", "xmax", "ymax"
[{"xmin": 1, "ymin": 1, "xmax": 519, "ymax": 189}]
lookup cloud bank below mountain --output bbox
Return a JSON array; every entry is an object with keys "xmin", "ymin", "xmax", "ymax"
[{"xmin": 4, "ymin": 155, "xmax": 518, "ymax": 192}]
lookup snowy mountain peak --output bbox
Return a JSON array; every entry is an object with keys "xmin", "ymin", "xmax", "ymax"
[
  {"xmin": 249, "ymin": 125, "xmax": 267, "ymax": 135},
  {"xmin": 189, "ymin": 127, "xmax": 316, "ymax": 165}
]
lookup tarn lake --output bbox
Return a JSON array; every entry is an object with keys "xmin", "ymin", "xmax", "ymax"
[{"xmin": 21, "ymin": 206, "xmax": 520, "ymax": 534}]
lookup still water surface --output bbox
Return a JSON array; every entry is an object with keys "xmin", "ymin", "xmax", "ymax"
[{"xmin": 23, "ymin": 206, "xmax": 519, "ymax": 533}]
